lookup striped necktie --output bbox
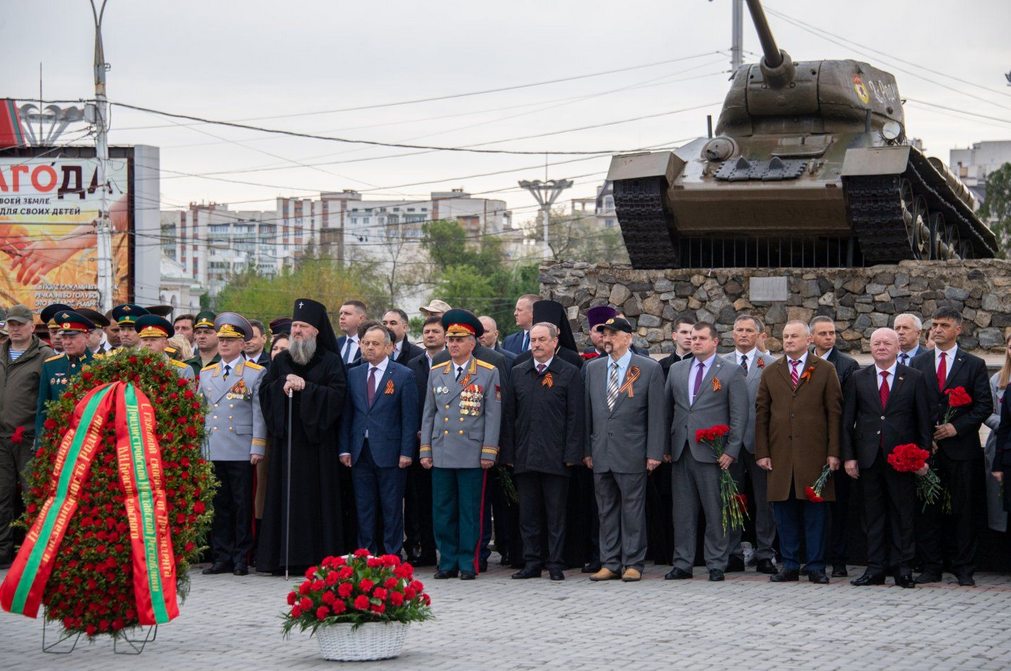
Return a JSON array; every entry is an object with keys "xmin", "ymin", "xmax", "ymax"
[{"xmin": 606, "ymin": 362, "xmax": 619, "ymax": 410}]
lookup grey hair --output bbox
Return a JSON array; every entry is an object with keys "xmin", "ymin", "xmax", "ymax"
[
  {"xmin": 784, "ymin": 320, "xmax": 812, "ymax": 336},
  {"xmin": 734, "ymin": 314, "xmax": 765, "ymax": 333},
  {"xmin": 532, "ymin": 322, "xmax": 558, "ymax": 339},
  {"xmin": 894, "ymin": 313, "xmax": 923, "ymax": 331},
  {"xmin": 364, "ymin": 324, "xmax": 392, "ymax": 345}
]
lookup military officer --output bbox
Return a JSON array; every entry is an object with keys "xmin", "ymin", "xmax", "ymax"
[
  {"xmin": 35, "ymin": 310, "xmax": 97, "ymax": 441},
  {"xmin": 134, "ymin": 314, "xmax": 195, "ymax": 381},
  {"xmin": 187, "ymin": 310, "xmax": 220, "ymax": 377},
  {"xmin": 198, "ymin": 313, "xmax": 267, "ymax": 576},
  {"xmin": 111, "ymin": 303, "xmax": 150, "ymax": 349},
  {"xmin": 420, "ymin": 309, "xmax": 502, "ymax": 580},
  {"xmin": 39, "ymin": 303, "xmax": 72, "ymax": 353}
]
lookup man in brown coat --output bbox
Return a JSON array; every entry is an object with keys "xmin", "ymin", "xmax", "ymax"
[{"xmin": 755, "ymin": 320, "xmax": 842, "ymax": 584}]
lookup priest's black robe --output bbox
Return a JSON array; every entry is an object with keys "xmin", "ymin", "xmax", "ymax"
[{"xmin": 256, "ymin": 347, "xmax": 347, "ymax": 573}]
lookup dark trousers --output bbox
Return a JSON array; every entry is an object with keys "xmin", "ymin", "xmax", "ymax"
[
  {"xmin": 432, "ymin": 467, "xmax": 487, "ymax": 573},
  {"xmin": 516, "ymin": 471, "xmax": 569, "ymax": 570},
  {"xmin": 826, "ymin": 468, "xmax": 851, "ymax": 566},
  {"xmin": 773, "ymin": 485, "xmax": 827, "ymax": 572},
  {"xmin": 861, "ymin": 451, "xmax": 916, "ymax": 575},
  {"xmin": 404, "ymin": 459, "xmax": 436, "ymax": 559},
  {"xmin": 480, "ymin": 467, "xmax": 519, "ymax": 564},
  {"xmin": 729, "ymin": 449, "xmax": 777, "ymax": 561},
  {"xmin": 210, "ymin": 461, "xmax": 255, "ymax": 566},
  {"xmin": 918, "ymin": 451, "xmax": 980, "ymax": 577},
  {"xmin": 0, "ymin": 437, "xmax": 34, "ymax": 558},
  {"xmin": 352, "ymin": 441, "xmax": 408, "ymax": 557}
]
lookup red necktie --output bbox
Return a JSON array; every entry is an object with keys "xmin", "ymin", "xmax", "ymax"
[
  {"xmin": 937, "ymin": 352, "xmax": 947, "ymax": 391},
  {"xmin": 367, "ymin": 366, "xmax": 377, "ymax": 406},
  {"xmin": 790, "ymin": 360, "xmax": 801, "ymax": 387},
  {"xmin": 879, "ymin": 371, "xmax": 890, "ymax": 408}
]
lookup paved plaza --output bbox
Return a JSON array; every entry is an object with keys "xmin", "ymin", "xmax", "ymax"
[{"xmin": 3, "ymin": 557, "xmax": 1011, "ymax": 670}]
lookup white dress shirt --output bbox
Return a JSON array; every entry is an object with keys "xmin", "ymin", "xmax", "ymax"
[
  {"xmin": 874, "ymin": 361, "xmax": 898, "ymax": 390},
  {"xmin": 934, "ymin": 344, "xmax": 958, "ymax": 385},
  {"xmin": 735, "ymin": 347, "xmax": 757, "ymax": 372}
]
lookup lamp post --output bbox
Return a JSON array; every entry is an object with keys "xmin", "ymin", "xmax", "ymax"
[
  {"xmin": 518, "ymin": 179, "xmax": 572, "ymax": 261},
  {"xmin": 91, "ymin": 0, "xmax": 114, "ymax": 313}
]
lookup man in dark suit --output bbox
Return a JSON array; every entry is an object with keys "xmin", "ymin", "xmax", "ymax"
[
  {"xmin": 583, "ymin": 317, "xmax": 666, "ymax": 582},
  {"xmin": 383, "ymin": 309, "xmax": 424, "ymax": 366},
  {"xmin": 659, "ymin": 315, "xmax": 695, "ymax": 379},
  {"xmin": 243, "ymin": 319, "xmax": 272, "ymax": 368},
  {"xmin": 404, "ymin": 316, "xmax": 446, "ymax": 565},
  {"xmin": 502, "ymin": 294, "xmax": 539, "ymax": 354},
  {"xmin": 501, "ymin": 322, "xmax": 584, "ymax": 581},
  {"xmin": 842, "ymin": 328, "xmax": 931, "ymax": 588},
  {"xmin": 810, "ymin": 315, "xmax": 860, "ymax": 578},
  {"xmin": 336, "ymin": 300, "xmax": 367, "ymax": 367},
  {"xmin": 478, "ymin": 315, "xmax": 517, "ymax": 363},
  {"xmin": 909, "ymin": 307, "xmax": 991, "ymax": 586},
  {"xmin": 894, "ymin": 313, "xmax": 926, "ymax": 366},
  {"xmin": 339, "ymin": 324, "xmax": 419, "ymax": 557}
]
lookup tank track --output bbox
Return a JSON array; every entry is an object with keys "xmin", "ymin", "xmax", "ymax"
[{"xmin": 612, "ymin": 177, "xmax": 680, "ymax": 269}]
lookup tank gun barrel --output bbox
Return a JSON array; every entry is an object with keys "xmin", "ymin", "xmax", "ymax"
[{"xmin": 745, "ymin": 0, "xmax": 794, "ymax": 87}]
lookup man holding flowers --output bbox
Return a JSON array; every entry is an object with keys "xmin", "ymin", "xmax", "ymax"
[
  {"xmin": 664, "ymin": 322, "xmax": 748, "ymax": 582},
  {"xmin": 841, "ymin": 328, "xmax": 931, "ymax": 588}
]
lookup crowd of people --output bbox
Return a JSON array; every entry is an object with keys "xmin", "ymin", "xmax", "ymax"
[{"xmin": 0, "ymin": 293, "xmax": 1004, "ymax": 589}]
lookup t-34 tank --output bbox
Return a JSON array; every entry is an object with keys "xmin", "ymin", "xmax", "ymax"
[{"xmin": 607, "ymin": 0, "xmax": 997, "ymax": 269}]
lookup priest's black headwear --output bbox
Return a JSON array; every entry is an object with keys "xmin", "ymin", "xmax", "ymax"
[
  {"xmin": 292, "ymin": 298, "xmax": 340, "ymax": 354},
  {"xmin": 532, "ymin": 299, "xmax": 578, "ymax": 353}
]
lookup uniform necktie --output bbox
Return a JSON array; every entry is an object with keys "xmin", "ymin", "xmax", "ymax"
[
  {"xmin": 456, "ymin": 366, "xmax": 464, "ymax": 381},
  {"xmin": 367, "ymin": 366, "xmax": 377, "ymax": 405},
  {"xmin": 790, "ymin": 360, "xmax": 801, "ymax": 387},
  {"xmin": 937, "ymin": 351, "xmax": 947, "ymax": 391},
  {"xmin": 223, "ymin": 363, "xmax": 231, "ymax": 380},
  {"xmin": 880, "ymin": 370, "xmax": 890, "ymax": 408},
  {"xmin": 692, "ymin": 361, "xmax": 705, "ymax": 404},
  {"xmin": 537, "ymin": 363, "xmax": 546, "ymax": 375},
  {"xmin": 606, "ymin": 362, "xmax": 619, "ymax": 410},
  {"xmin": 740, "ymin": 353, "xmax": 748, "ymax": 374}
]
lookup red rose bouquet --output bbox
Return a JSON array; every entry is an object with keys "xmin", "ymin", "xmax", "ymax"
[
  {"xmin": 942, "ymin": 387, "xmax": 972, "ymax": 425},
  {"xmin": 695, "ymin": 425, "xmax": 748, "ymax": 532},
  {"xmin": 887, "ymin": 443, "xmax": 942, "ymax": 511},
  {"xmin": 282, "ymin": 551, "xmax": 433, "ymax": 636},
  {"xmin": 804, "ymin": 464, "xmax": 832, "ymax": 503},
  {"xmin": 580, "ymin": 351, "xmax": 600, "ymax": 360}
]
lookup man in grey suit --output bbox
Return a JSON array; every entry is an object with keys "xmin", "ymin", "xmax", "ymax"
[
  {"xmin": 583, "ymin": 317, "xmax": 666, "ymax": 583},
  {"xmin": 724, "ymin": 315, "xmax": 779, "ymax": 574},
  {"xmin": 665, "ymin": 321, "xmax": 748, "ymax": 582},
  {"xmin": 199, "ymin": 313, "xmax": 267, "ymax": 576}
]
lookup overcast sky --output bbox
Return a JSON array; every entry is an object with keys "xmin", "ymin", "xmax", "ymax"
[{"xmin": 4, "ymin": 0, "xmax": 1011, "ymax": 224}]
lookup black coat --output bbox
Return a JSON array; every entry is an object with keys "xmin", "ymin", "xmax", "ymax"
[
  {"xmin": 511, "ymin": 346, "xmax": 584, "ymax": 371},
  {"xmin": 659, "ymin": 351, "xmax": 686, "ymax": 380},
  {"xmin": 841, "ymin": 363, "xmax": 932, "ymax": 468},
  {"xmin": 500, "ymin": 356, "xmax": 584, "ymax": 476},
  {"xmin": 407, "ymin": 351, "xmax": 434, "ymax": 427},
  {"xmin": 824, "ymin": 348, "xmax": 860, "ymax": 392},
  {"xmin": 394, "ymin": 340, "xmax": 424, "ymax": 367},
  {"xmin": 910, "ymin": 347, "xmax": 992, "ymax": 460}
]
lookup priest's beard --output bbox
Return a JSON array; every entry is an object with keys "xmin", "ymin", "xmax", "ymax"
[{"xmin": 289, "ymin": 336, "xmax": 317, "ymax": 365}]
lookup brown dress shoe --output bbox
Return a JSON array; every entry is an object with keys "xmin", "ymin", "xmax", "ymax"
[
  {"xmin": 589, "ymin": 567, "xmax": 620, "ymax": 581},
  {"xmin": 621, "ymin": 568, "xmax": 642, "ymax": 582}
]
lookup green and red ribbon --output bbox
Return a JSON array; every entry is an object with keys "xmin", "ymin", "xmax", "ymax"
[{"xmin": 0, "ymin": 382, "xmax": 179, "ymax": 625}]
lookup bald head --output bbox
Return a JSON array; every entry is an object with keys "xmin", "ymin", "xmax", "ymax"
[
  {"xmin": 870, "ymin": 327, "xmax": 900, "ymax": 367},
  {"xmin": 477, "ymin": 316, "xmax": 499, "ymax": 349}
]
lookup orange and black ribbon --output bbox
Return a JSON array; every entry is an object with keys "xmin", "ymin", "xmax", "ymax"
[{"xmin": 618, "ymin": 365, "xmax": 640, "ymax": 398}]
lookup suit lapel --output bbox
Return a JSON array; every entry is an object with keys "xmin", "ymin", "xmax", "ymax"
[
  {"xmin": 369, "ymin": 366, "xmax": 394, "ymax": 408},
  {"xmin": 943, "ymin": 351, "xmax": 966, "ymax": 391},
  {"xmin": 889, "ymin": 368, "xmax": 907, "ymax": 409},
  {"xmin": 862, "ymin": 366, "xmax": 883, "ymax": 413},
  {"xmin": 445, "ymin": 357, "xmax": 477, "ymax": 403},
  {"xmin": 211, "ymin": 363, "xmax": 231, "ymax": 404},
  {"xmin": 691, "ymin": 358, "xmax": 723, "ymax": 406}
]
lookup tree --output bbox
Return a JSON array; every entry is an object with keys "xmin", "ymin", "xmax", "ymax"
[
  {"xmin": 980, "ymin": 163, "xmax": 1011, "ymax": 258},
  {"xmin": 525, "ymin": 207, "xmax": 630, "ymax": 264}
]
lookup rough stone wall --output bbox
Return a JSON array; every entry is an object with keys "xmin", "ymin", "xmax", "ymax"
[{"xmin": 539, "ymin": 259, "xmax": 1011, "ymax": 354}]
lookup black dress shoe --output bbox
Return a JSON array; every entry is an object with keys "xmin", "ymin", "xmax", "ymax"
[
  {"xmin": 726, "ymin": 555, "xmax": 745, "ymax": 573},
  {"xmin": 460, "ymin": 571, "xmax": 476, "ymax": 580},
  {"xmin": 202, "ymin": 562, "xmax": 233, "ymax": 575},
  {"xmin": 434, "ymin": 569, "xmax": 459, "ymax": 579},
  {"xmin": 549, "ymin": 568, "xmax": 565, "ymax": 581},
  {"xmin": 895, "ymin": 574, "xmax": 916, "ymax": 589},
  {"xmin": 406, "ymin": 553, "xmax": 422, "ymax": 565},
  {"xmin": 708, "ymin": 569, "xmax": 725, "ymax": 582},
  {"xmin": 233, "ymin": 563, "xmax": 249, "ymax": 576},
  {"xmin": 770, "ymin": 568, "xmax": 800, "ymax": 582},
  {"xmin": 664, "ymin": 567, "xmax": 692, "ymax": 580},
  {"xmin": 478, "ymin": 559, "xmax": 488, "ymax": 573},
  {"xmin": 582, "ymin": 561, "xmax": 602, "ymax": 574},
  {"xmin": 915, "ymin": 571, "xmax": 941, "ymax": 584},
  {"xmin": 808, "ymin": 569, "xmax": 830, "ymax": 584},
  {"xmin": 756, "ymin": 558, "xmax": 778, "ymax": 575},
  {"xmin": 831, "ymin": 564, "xmax": 848, "ymax": 578},
  {"xmin": 511, "ymin": 566, "xmax": 542, "ymax": 579},
  {"xmin": 498, "ymin": 554, "xmax": 511, "ymax": 566},
  {"xmin": 851, "ymin": 572, "xmax": 886, "ymax": 586},
  {"xmin": 415, "ymin": 554, "xmax": 438, "ymax": 567},
  {"xmin": 957, "ymin": 575, "xmax": 976, "ymax": 587}
]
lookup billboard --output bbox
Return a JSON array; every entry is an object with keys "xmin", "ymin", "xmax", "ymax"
[{"xmin": 0, "ymin": 151, "xmax": 132, "ymax": 318}]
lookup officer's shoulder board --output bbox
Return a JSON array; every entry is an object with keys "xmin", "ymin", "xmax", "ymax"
[
  {"xmin": 168, "ymin": 359, "xmax": 189, "ymax": 369},
  {"xmin": 200, "ymin": 362, "xmax": 219, "ymax": 372},
  {"xmin": 476, "ymin": 359, "xmax": 495, "ymax": 370},
  {"xmin": 244, "ymin": 361, "xmax": 265, "ymax": 371},
  {"xmin": 45, "ymin": 353, "xmax": 66, "ymax": 363},
  {"xmin": 432, "ymin": 361, "xmax": 452, "ymax": 371}
]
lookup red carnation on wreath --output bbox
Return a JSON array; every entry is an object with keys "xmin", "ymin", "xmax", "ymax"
[{"xmin": 1, "ymin": 348, "xmax": 214, "ymax": 640}]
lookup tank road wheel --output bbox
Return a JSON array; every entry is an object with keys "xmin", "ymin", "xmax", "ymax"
[
  {"xmin": 910, "ymin": 196, "xmax": 931, "ymax": 260},
  {"xmin": 959, "ymin": 239, "xmax": 973, "ymax": 260},
  {"xmin": 928, "ymin": 212, "xmax": 944, "ymax": 260},
  {"xmin": 899, "ymin": 179, "xmax": 916, "ymax": 240},
  {"xmin": 944, "ymin": 224, "xmax": 962, "ymax": 260}
]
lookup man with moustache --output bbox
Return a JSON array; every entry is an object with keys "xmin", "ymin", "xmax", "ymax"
[
  {"xmin": 35, "ymin": 310, "xmax": 97, "ymax": 441},
  {"xmin": 257, "ymin": 299, "xmax": 348, "ymax": 574}
]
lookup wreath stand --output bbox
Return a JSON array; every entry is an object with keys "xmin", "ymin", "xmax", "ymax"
[{"xmin": 42, "ymin": 616, "xmax": 158, "ymax": 655}]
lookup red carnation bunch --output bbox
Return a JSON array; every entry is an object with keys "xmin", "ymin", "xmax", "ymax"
[
  {"xmin": 695, "ymin": 424, "xmax": 747, "ymax": 532},
  {"xmin": 282, "ymin": 551, "xmax": 433, "ymax": 637},
  {"xmin": 9, "ymin": 425, "xmax": 26, "ymax": 445},
  {"xmin": 580, "ymin": 352, "xmax": 600, "ymax": 360},
  {"xmin": 887, "ymin": 443, "xmax": 943, "ymax": 511},
  {"xmin": 942, "ymin": 387, "xmax": 972, "ymax": 425},
  {"xmin": 805, "ymin": 464, "xmax": 833, "ymax": 503}
]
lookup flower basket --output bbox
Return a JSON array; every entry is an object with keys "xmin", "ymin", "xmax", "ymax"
[{"xmin": 317, "ymin": 621, "xmax": 410, "ymax": 661}]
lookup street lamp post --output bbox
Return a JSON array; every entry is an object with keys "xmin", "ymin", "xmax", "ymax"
[
  {"xmin": 518, "ymin": 179, "xmax": 573, "ymax": 261},
  {"xmin": 91, "ymin": 0, "xmax": 114, "ymax": 313}
]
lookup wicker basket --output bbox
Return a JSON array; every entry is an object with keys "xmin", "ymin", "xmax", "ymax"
[{"xmin": 316, "ymin": 622, "xmax": 410, "ymax": 661}]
